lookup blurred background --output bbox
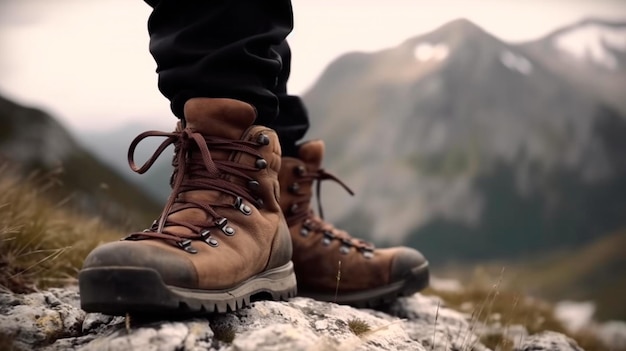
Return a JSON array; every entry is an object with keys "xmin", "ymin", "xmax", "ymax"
[{"xmin": 1, "ymin": 0, "xmax": 625, "ymax": 326}]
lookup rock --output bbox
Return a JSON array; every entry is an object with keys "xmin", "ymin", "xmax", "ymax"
[
  {"xmin": 388, "ymin": 294, "xmax": 487, "ymax": 351},
  {"xmin": 75, "ymin": 320, "xmax": 214, "ymax": 351},
  {"xmin": 0, "ymin": 287, "xmax": 84, "ymax": 349},
  {"xmin": 0, "ymin": 287, "xmax": 588, "ymax": 351},
  {"xmin": 593, "ymin": 320, "xmax": 626, "ymax": 351},
  {"xmin": 516, "ymin": 331, "xmax": 584, "ymax": 351},
  {"xmin": 213, "ymin": 297, "xmax": 424, "ymax": 351}
]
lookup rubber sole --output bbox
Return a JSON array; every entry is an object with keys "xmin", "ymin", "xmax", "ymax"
[
  {"xmin": 298, "ymin": 261, "xmax": 429, "ymax": 308},
  {"xmin": 78, "ymin": 261, "xmax": 297, "ymax": 315}
]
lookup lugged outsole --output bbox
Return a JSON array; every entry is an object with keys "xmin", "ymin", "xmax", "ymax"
[
  {"xmin": 78, "ymin": 261, "xmax": 297, "ymax": 316},
  {"xmin": 298, "ymin": 261, "xmax": 430, "ymax": 308}
]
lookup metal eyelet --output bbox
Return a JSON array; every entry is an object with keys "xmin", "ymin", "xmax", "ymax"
[
  {"xmin": 234, "ymin": 197, "xmax": 252, "ymax": 215},
  {"xmin": 177, "ymin": 239, "xmax": 198, "ymax": 254},
  {"xmin": 200, "ymin": 229, "xmax": 219, "ymax": 247},
  {"xmin": 322, "ymin": 230, "xmax": 334, "ymax": 246},
  {"xmin": 303, "ymin": 219, "xmax": 313, "ymax": 230},
  {"xmin": 255, "ymin": 198, "xmax": 264, "ymax": 208},
  {"xmin": 256, "ymin": 133, "xmax": 270, "ymax": 145},
  {"xmin": 293, "ymin": 165, "xmax": 306, "ymax": 176},
  {"xmin": 339, "ymin": 246, "xmax": 350, "ymax": 254},
  {"xmin": 216, "ymin": 218, "xmax": 235, "ymax": 236},
  {"xmin": 288, "ymin": 183, "xmax": 300, "ymax": 194},
  {"xmin": 290, "ymin": 203, "xmax": 299, "ymax": 214},
  {"xmin": 255, "ymin": 158, "xmax": 268, "ymax": 169},
  {"xmin": 241, "ymin": 204, "xmax": 252, "ymax": 215},
  {"xmin": 300, "ymin": 227, "xmax": 309, "ymax": 237},
  {"xmin": 362, "ymin": 250, "xmax": 374, "ymax": 259}
]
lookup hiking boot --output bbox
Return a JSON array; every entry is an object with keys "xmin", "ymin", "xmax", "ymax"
[
  {"xmin": 79, "ymin": 98, "xmax": 296, "ymax": 315},
  {"xmin": 278, "ymin": 140, "xmax": 429, "ymax": 307}
]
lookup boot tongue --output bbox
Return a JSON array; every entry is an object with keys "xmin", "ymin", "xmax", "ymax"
[
  {"xmin": 298, "ymin": 140, "xmax": 325, "ymax": 170},
  {"xmin": 183, "ymin": 98, "xmax": 256, "ymax": 139},
  {"xmin": 164, "ymin": 98, "xmax": 257, "ymax": 237}
]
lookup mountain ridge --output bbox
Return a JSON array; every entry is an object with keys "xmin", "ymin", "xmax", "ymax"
[
  {"xmin": 0, "ymin": 94, "xmax": 161, "ymax": 228},
  {"xmin": 299, "ymin": 16, "xmax": 626, "ymax": 265},
  {"xmin": 518, "ymin": 17, "xmax": 626, "ymax": 112}
]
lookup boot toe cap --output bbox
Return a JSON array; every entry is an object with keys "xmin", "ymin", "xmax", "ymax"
[
  {"xmin": 82, "ymin": 240, "xmax": 198, "ymax": 288},
  {"xmin": 389, "ymin": 247, "xmax": 429, "ymax": 283}
]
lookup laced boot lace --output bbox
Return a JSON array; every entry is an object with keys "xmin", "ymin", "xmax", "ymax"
[
  {"xmin": 286, "ymin": 165, "xmax": 375, "ymax": 258},
  {"xmin": 123, "ymin": 127, "xmax": 270, "ymax": 253}
]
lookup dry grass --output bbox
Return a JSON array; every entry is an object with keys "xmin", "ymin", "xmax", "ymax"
[
  {"xmin": 0, "ymin": 167, "xmax": 123, "ymax": 293},
  {"xmin": 436, "ymin": 231, "xmax": 626, "ymax": 322},
  {"xmin": 425, "ymin": 282, "xmax": 618, "ymax": 351},
  {"xmin": 347, "ymin": 318, "xmax": 371, "ymax": 336},
  {"xmin": 480, "ymin": 333, "xmax": 514, "ymax": 351}
]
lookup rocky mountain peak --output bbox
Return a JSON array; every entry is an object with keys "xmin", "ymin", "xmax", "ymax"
[
  {"xmin": 519, "ymin": 17, "xmax": 626, "ymax": 113},
  {"xmin": 303, "ymin": 17, "xmax": 626, "ymax": 267},
  {"xmin": 401, "ymin": 18, "xmax": 503, "ymax": 55},
  {"xmin": 549, "ymin": 18, "xmax": 626, "ymax": 70},
  {"xmin": 418, "ymin": 18, "xmax": 489, "ymax": 41}
]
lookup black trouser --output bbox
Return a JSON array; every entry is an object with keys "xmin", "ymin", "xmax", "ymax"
[{"xmin": 144, "ymin": 0, "xmax": 309, "ymax": 157}]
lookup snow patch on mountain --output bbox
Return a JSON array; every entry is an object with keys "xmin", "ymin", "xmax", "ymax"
[
  {"xmin": 554, "ymin": 23, "xmax": 626, "ymax": 69},
  {"xmin": 414, "ymin": 42, "xmax": 450, "ymax": 62},
  {"xmin": 500, "ymin": 50, "xmax": 533, "ymax": 75}
]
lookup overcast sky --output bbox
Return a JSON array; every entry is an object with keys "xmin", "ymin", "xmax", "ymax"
[{"xmin": 1, "ymin": 0, "xmax": 625, "ymax": 133}]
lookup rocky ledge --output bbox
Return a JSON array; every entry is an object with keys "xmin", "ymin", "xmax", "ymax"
[{"xmin": 0, "ymin": 287, "xmax": 585, "ymax": 351}]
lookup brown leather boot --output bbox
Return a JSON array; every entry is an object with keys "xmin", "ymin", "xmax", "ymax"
[
  {"xmin": 79, "ymin": 98, "xmax": 296, "ymax": 315},
  {"xmin": 279, "ymin": 140, "xmax": 429, "ymax": 308}
]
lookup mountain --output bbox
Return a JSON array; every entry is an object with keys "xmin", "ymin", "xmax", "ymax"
[
  {"xmin": 0, "ymin": 94, "xmax": 161, "ymax": 228},
  {"xmin": 520, "ymin": 18, "xmax": 626, "ymax": 114},
  {"xmin": 76, "ymin": 122, "xmax": 173, "ymax": 202},
  {"xmin": 301, "ymin": 18, "xmax": 626, "ymax": 263}
]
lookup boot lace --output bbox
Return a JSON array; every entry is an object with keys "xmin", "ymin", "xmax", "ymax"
[
  {"xmin": 287, "ymin": 166, "xmax": 375, "ymax": 257},
  {"xmin": 123, "ymin": 127, "xmax": 268, "ymax": 253}
]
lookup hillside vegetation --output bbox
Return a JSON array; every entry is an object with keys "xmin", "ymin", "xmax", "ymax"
[
  {"xmin": 434, "ymin": 229, "xmax": 626, "ymax": 324},
  {"xmin": 0, "ymin": 166, "xmax": 123, "ymax": 293},
  {"xmin": 0, "ymin": 94, "xmax": 161, "ymax": 229}
]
